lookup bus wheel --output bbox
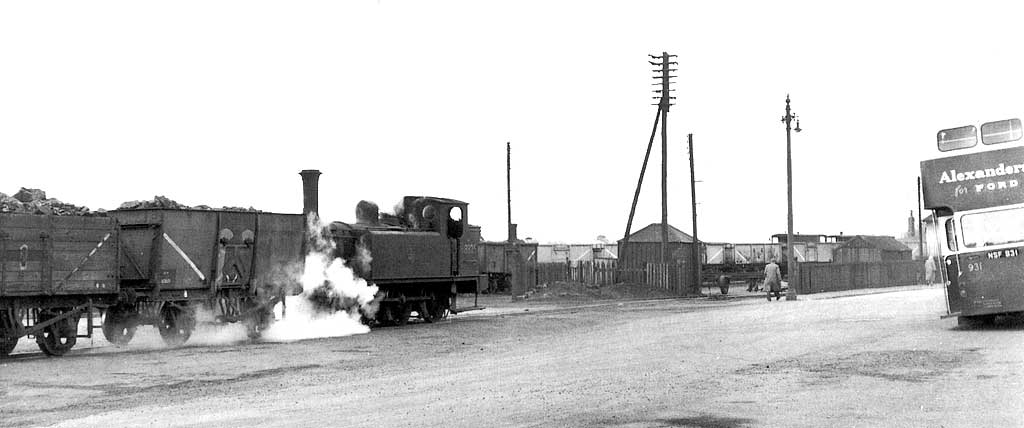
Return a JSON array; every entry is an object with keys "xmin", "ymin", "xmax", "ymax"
[
  {"xmin": 35, "ymin": 310, "xmax": 79, "ymax": 356},
  {"xmin": 158, "ymin": 305, "xmax": 195, "ymax": 346},
  {"xmin": 957, "ymin": 315, "xmax": 995, "ymax": 328}
]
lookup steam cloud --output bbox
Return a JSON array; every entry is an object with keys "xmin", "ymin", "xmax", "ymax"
[{"xmin": 261, "ymin": 215, "xmax": 380, "ymax": 342}]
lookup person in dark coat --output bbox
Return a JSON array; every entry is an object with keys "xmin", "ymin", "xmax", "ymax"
[{"xmin": 764, "ymin": 258, "xmax": 782, "ymax": 301}]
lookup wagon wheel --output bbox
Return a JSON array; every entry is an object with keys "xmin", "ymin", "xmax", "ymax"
[
  {"xmin": 102, "ymin": 321, "xmax": 137, "ymax": 346},
  {"xmin": 158, "ymin": 305, "xmax": 195, "ymax": 346},
  {"xmin": 35, "ymin": 310, "xmax": 79, "ymax": 356},
  {"xmin": 243, "ymin": 304, "xmax": 274, "ymax": 340},
  {"xmin": 0, "ymin": 335, "xmax": 17, "ymax": 357},
  {"xmin": 0, "ymin": 310, "xmax": 20, "ymax": 358},
  {"xmin": 102, "ymin": 308, "xmax": 137, "ymax": 346}
]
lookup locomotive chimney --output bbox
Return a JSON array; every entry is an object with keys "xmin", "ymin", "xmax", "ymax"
[{"xmin": 300, "ymin": 169, "xmax": 322, "ymax": 217}]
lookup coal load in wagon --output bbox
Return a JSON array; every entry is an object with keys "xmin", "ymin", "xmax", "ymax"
[
  {"xmin": 117, "ymin": 195, "xmax": 261, "ymax": 212},
  {"xmin": 0, "ymin": 188, "xmax": 100, "ymax": 216}
]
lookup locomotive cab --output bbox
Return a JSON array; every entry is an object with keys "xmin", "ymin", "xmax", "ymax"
[{"xmin": 401, "ymin": 196, "xmax": 466, "ymax": 240}]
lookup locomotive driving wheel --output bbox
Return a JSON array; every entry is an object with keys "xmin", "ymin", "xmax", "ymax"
[
  {"xmin": 394, "ymin": 303, "xmax": 411, "ymax": 326},
  {"xmin": 419, "ymin": 296, "xmax": 449, "ymax": 323},
  {"xmin": 102, "ymin": 306, "xmax": 138, "ymax": 346},
  {"xmin": 158, "ymin": 304, "xmax": 195, "ymax": 346},
  {"xmin": 35, "ymin": 310, "xmax": 79, "ymax": 356}
]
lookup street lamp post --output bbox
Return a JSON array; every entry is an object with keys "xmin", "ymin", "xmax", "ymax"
[{"xmin": 782, "ymin": 95, "xmax": 801, "ymax": 301}]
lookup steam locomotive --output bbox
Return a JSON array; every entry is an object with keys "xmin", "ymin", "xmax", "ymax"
[
  {"xmin": 327, "ymin": 195, "xmax": 481, "ymax": 325},
  {"xmin": 0, "ymin": 170, "xmax": 481, "ymax": 357}
]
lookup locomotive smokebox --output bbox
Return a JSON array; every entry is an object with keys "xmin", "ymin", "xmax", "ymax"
[{"xmin": 299, "ymin": 169, "xmax": 322, "ymax": 217}]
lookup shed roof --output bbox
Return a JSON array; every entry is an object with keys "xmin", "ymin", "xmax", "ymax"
[
  {"xmin": 618, "ymin": 223, "xmax": 695, "ymax": 243},
  {"xmin": 835, "ymin": 235, "xmax": 912, "ymax": 252}
]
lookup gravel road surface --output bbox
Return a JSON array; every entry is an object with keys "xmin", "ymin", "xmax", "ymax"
[{"xmin": 2, "ymin": 286, "xmax": 1021, "ymax": 427}]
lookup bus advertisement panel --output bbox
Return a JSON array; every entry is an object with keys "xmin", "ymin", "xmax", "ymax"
[{"xmin": 921, "ymin": 145, "xmax": 1024, "ymax": 212}]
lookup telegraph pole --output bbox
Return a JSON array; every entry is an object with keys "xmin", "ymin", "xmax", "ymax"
[
  {"xmin": 917, "ymin": 176, "xmax": 924, "ymax": 259},
  {"xmin": 688, "ymin": 134, "xmax": 701, "ymax": 295},
  {"xmin": 507, "ymin": 142, "xmax": 514, "ymax": 242},
  {"xmin": 652, "ymin": 52, "xmax": 676, "ymax": 263},
  {"xmin": 620, "ymin": 53, "xmax": 676, "ymax": 280},
  {"xmin": 782, "ymin": 95, "xmax": 801, "ymax": 301}
]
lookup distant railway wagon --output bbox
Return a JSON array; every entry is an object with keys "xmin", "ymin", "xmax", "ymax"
[
  {"xmin": 700, "ymin": 240, "xmax": 840, "ymax": 287},
  {"xmin": 476, "ymin": 240, "xmax": 538, "ymax": 293}
]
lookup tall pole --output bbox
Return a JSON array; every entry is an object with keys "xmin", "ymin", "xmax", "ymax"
[
  {"xmin": 782, "ymin": 95, "xmax": 801, "ymax": 301},
  {"xmin": 917, "ymin": 176, "xmax": 924, "ymax": 259},
  {"xmin": 688, "ymin": 134, "xmax": 700, "ymax": 295},
  {"xmin": 659, "ymin": 52, "xmax": 671, "ymax": 264},
  {"xmin": 507, "ymin": 142, "xmax": 513, "ymax": 242}
]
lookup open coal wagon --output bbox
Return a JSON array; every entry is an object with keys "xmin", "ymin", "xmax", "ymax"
[
  {"xmin": 105, "ymin": 208, "xmax": 304, "ymax": 346},
  {"xmin": 0, "ymin": 214, "xmax": 120, "ymax": 356}
]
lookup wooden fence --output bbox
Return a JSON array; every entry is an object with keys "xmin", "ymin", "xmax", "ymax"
[
  {"xmin": 535, "ymin": 260, "xmax": 923, "ymax": 296},
  {"xmin": 535, "ymin": 260, "xmax": 689, "ymax": 294},
  {"xmin": 796, "ymin": 260, "xmax": 924, "ymax": 294}
]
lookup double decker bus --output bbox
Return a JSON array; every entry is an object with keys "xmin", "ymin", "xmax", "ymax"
[{"xmin": 921, "ymin": 118, "xmax": 1024, "ymax": 326}]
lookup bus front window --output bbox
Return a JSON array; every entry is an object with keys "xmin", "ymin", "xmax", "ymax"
[{"xmin": 961, "ymin": 207, "xmax": 1024, "ymax": 248}]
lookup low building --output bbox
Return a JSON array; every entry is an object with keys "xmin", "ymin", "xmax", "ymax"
[
  {"xmin": 617, "ymin": 223, "xmax": 698, "ymax": 267},
  {"xmin": 832, "ymin": 235, "xmax": 913, "ymax": 263}
]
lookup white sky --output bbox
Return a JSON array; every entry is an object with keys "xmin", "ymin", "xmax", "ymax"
[{"xmin": 2, "ymin": 1, "xmax": 1024, "ymax": 244}]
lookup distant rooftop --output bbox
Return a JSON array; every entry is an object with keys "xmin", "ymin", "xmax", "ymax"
[{"xmin": 619, "ymin": 223, "xmax": 695, "ymax": 243}]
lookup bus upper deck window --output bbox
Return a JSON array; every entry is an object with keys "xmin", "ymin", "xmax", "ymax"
[
  {"xmin": 981, "ymin": 118, "xmax": 1023, "ymax": 145},
  {"xmin": 945, "ymin": 219, "xmax": 958, "ymax": 251},
  {"xmin": 937, "ymin": 125, "xmax": 978, "ymax": 152}
]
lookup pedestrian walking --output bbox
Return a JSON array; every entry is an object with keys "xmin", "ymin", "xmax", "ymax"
[
  {"xmin": 764, "ymin": 258, "xmax": 782, "ymax": 301},
  {"xmin": 924, "ymin": 256, "xmax": 936, "ymax": 285}
]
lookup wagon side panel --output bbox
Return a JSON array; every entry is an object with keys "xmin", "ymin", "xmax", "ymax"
[
  {"xmin": 0, "ymin": 214, "xmax": 118, "ymax": 297},
  {"xmin": 253, "ymin": 213, "xmax": 304, "ymax": 294}
]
